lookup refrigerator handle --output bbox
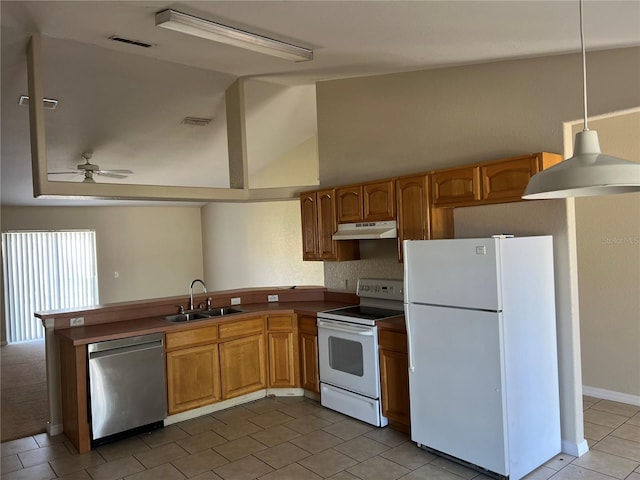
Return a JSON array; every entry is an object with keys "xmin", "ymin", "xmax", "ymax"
[{"xmin": 405, "ymin": 312, "xmax": 415, "ymax": 373}]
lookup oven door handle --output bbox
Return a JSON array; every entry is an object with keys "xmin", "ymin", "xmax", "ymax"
[{"xmin": 317, "ymin": 320, "xmax": 375, "ymax": 336}]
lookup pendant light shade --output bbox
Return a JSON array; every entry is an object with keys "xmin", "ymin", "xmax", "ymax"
[
  {"xmin": 523, "ymin": 130, "xmax": 640, "ymax": 199},
  {"xmin": 522, "ymin": 0, "xmax": 640, "ymax": 200}
]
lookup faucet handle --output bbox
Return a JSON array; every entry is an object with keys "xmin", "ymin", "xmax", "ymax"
[
  {"xmin": 206, "ymin": 297, "xmax": 212, "ymax": 309},
  {"xmin": 177, "ymin": 305, "xmax": 185, "ymax": 314}
]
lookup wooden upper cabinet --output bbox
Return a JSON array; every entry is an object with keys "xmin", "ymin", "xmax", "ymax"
[
  {"xmin": 317, "ymin": 190, "xmax": 340, "ymax": 260},
  {"xmin": 396, "ymin": 174, "xmax": 454, "ymax": 261},
  {"xmin": 481, "ymin": 152, "xmax": 563, "ymax": 203},
  {"xmin": 432, "ymin": 152, "xmax": 562, "ymax": 207},
  {"xmin": 336, "ymin": 185, "xmax": 363, "ymax": 222},
  {"xmin": 300, "ymin": 189, "xmax": 359, "ymax": 262},
  {"xmin": 431, "ymin": 166, "xmax": 481, "ymax": 207},
  {"xmin": 300, "ymin": 192, "xmax": 319, "ymax": 260},
  {"xmin": 396, "ymin": 175, "xmax": 429, "ymax": 244},
  {"xmin": 337, "ymin": 180, "xmax": 395, "ymax": 223},
  {"xmin": 364, "ymin": 180, "xmax": 395, "ymax": 221}
]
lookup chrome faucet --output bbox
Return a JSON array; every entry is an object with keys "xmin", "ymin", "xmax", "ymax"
[{"xmin": 189, "ymin": 279, "xmax": 207, "ymax": 311}]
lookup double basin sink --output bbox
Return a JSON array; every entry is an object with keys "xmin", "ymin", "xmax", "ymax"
[{"xmin": 162, "ymin": 307, "xmax": 243, "ymax": 323}]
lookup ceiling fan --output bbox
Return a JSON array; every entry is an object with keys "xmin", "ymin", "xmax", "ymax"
[{"xmin": 48, "ymin": 151, "xmax": 133, "ymax": 183}]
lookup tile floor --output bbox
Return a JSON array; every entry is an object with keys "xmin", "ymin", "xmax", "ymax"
[{"xmin": 1, "ymin": 395, "xmax": 639, "ymax": 480}]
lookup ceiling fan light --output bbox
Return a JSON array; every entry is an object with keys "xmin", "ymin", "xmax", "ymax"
[
  {"xmin": 523, "ymin": 130, "xmax": 640, "ymax": 199},
  {"xmin": 155, "ymin": 9, "xmax": 313, "ymax": 62}
]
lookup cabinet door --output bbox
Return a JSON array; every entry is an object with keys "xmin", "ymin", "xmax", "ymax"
[
  {"xmin": 481, "ymin": 155, "xmax": 539, "ymax": 203},
  {"xmin": 336, "ymin": 185, "xmax": 363, "ymax": 222},
  {"xmin": 300, "ymin": 191, "xmax": 319, "ymax": 260},
  {"xmin": 379, "ymin": 348, "xmax": 410, "ymax": 427},
  {"xmin": 396, "ymin": 174, "xmax": 454, "ymax": 260},
  {"xmin": 298, "ymin": 315, "xmax": 319, "ymax": 393},
  {"xmin": 317, "ymin": 189, "xmax": 339, "ymax": 259},
  {"xmin": 364, "ymin": 180, "xmax": 395, "ymax": 221},
  {"xmin": 396, "ymin": 175, "xmax": 429, "ymax": 245},
  {"xmin": 268, "ymin": 332, "xmax": 297, "ymax": 388},
  {"xmin": 267, "ymin": 315, "xmax": 298, "ymax": 388},
  {"xmin": 431, "ymin": 166, "xmax": 481, "ymax": 207},
  {"xmin": 166, "ymin": 344, "xmax": 220, "ymax": 414},
  {"xmin": 219, "ymin": 334, "xmax": 266, "ymax": 399}
]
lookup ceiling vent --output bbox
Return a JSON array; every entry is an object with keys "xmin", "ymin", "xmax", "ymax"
[
  {"xmin": 19, "ymin": 95, "xmax": 58, "ymax": 109},
  {"xmin": 108, "ymin": 35, "xmax": 153, "ymax": 48},
  {"xmin": 181, "ymin": 117, "xmax": 212, "ymax": 126}
]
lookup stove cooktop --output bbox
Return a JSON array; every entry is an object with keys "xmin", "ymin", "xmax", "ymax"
[{"xmin": 322, "ymin": 305, "xmax": 404, "ymax": 321}]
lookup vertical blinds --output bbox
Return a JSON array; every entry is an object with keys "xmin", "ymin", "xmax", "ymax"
[{"xmin": 2, "ymin": 231, "xmax": 98, "ymax": 343}]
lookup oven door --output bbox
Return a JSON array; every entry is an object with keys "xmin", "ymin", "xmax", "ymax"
[{"xmin": 317, "ymin": 317, "xmax": 381, "ymax": 399}]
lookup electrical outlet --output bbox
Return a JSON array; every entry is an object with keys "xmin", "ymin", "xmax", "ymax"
[
  {"xmin": 268, "ymin": 294, "xmax": 279, "ymax": 302},
  {"xmin": 70, "ymin": 317, "xmax": 84, "ymax": 327},
  {"xmin": 231, "ymin": 297, "xmax": 241, "ymax": 305}
]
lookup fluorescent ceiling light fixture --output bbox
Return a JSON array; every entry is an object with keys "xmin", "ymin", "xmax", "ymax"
[
  {"xmin": 523, "ymin": 0, "xmax": 640, "ymax": 199},
  {"xmin": 155, "ymin": 9, "xmax": 313, "ymax": 62}
]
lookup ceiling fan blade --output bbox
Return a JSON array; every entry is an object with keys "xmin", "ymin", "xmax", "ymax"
[
  {"xmin": 48, "ymin": 171, "xmax": 81, "ymax": 175},
  {"xmin": 96, "ymin": 172, "xmax": 128, "ymax": 179},
  {"xmin": 99, "ymin": 169, "xmax": 134, "ymax": 174}
]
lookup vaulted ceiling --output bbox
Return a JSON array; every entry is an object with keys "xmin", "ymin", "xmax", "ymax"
[{"xmin": 2, "ymin": 1, "xmax": 639, "ymax": 206}]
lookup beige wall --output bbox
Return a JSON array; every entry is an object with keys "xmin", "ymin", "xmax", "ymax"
[
  {"xmin": 0, "ymin": 206, "xmax": 204, "ymax": 307},
  {"xmin": 314, "ymin": 47, "xmax": 640, "ymax": 456},
  {"xmin": 250, "ymin": 135, "xmax": 319, "ymax": 189},
  {"xmin": 201, "ymin": 200, "xmax": 323, "ymax": 291},
  {"xmin": 316, "ymin": 47, "xmax": 640, "ymax": 187},
  {"xmin": 574, "ymin": 110, "xmax": 640, "ymax": 400}
]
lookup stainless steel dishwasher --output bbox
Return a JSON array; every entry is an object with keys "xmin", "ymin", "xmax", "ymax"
[{"xmin": 88, "ymin": 332, "xmax": 167, "ymax": 444}]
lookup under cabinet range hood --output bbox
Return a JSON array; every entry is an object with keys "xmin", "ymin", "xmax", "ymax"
[{"xmin": 332, "ymin": 220, "xmax": 397, "ymax": 240}]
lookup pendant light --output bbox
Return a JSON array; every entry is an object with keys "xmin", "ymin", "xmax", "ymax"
[{"xmin": 522, "ymin": 0, "xmax": 640, "ymax": 199}]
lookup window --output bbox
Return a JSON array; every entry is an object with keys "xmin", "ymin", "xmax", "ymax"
[{"xmin": 2, "ymin": 231, "xmax": 98, "ymax": 343}]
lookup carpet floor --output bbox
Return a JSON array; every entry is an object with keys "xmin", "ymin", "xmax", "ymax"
[{"xmin": 1, "ymin": 340, "xmax": 48, "ymax": 442}]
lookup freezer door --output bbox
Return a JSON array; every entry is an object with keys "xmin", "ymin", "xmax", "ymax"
[
  {"xmin": 406, "ymin": 303, "xmax": 508, "ymax": 476},
  {"xmin": 403, "ymin": 238, "xmax": 501, "ymax": 311}
]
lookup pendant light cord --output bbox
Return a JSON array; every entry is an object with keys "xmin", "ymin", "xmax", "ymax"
[{"xmin": 580, "ymin": 0, "xmax": 589, "ymax": 131}]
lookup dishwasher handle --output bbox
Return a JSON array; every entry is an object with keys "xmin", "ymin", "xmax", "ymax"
[
  {"xmin": 88, "ymin": 333, "xmax": 164, "ymax": 357},
  {"xmin": 89, "ymin": 339, "xmax": 163, "ymax": 360}
]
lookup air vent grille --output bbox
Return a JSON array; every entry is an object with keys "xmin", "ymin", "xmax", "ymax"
[
  {"xmin": 181, "ymin": 117, "xmax": 212, "ymax": 127},
  {"xmin": 19, "ymin": 95, "xmax": 58, "ymax": 110},
  {"xmin": 109, "ymin": 35, "xmax": 153, "ymax": 48}
]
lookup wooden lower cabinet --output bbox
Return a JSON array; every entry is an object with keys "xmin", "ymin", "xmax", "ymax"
[
  {"xmin": 166, "ymin": 326, "xmax": 221, "ymax": 415},
  {"xmin": 166, "ymin": 344, "xmax": 220, "ymax": 414},
  {"xmin": 298, "ymin": 315, "xmax": 320, "ymax": 393},
  {"xmin": 267, "ymin": 314, "xmax": 299, "ymax": 388},
  {"xmin": 378, "ymin": 329, "xmax": 410, "ymax": 429},
  {"xmin": 219, "ymin": 332, "xmax": 267, "ymax": 399}
]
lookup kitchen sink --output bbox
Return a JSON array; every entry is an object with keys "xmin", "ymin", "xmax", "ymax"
[{"xmin": 162, "ymin": 307, "xmax": 243, "ymax": 323}]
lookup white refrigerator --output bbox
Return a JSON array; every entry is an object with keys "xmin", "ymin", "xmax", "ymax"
[{"xmin": 403, "ymin": 236, "xmax": 561, "ymax": 480}]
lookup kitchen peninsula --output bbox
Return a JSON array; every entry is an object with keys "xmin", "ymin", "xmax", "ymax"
[{"xmin": 37, "ymin": 285, "xmax": 358, "ymax": 454}]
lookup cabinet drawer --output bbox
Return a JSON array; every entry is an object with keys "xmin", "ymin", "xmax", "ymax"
[
  {"xmin": 378, "ymin": 329, "xmax": 407, "ymax": 353},
  {"xmin": 298, "ymin": 315, "xmax": 317, "ymax": 335},
  {"xmin": 267, "ymin": 315, "xmax": 294, "ymax": 331},
  {"xmin": 166, "ymin": 325, "xmax": 218, "ymax": 350},
  {"xmin": 219, "ymin": 317, "xmax": 264, "ymax": 339}
]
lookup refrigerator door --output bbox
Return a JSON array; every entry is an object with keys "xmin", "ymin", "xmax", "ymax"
[
  {"xmin": 406, "ymin": 303, "xmax": 508, "ymax": 476},
  {"xmin": 403, "ymin": 238, "xmax": 502, "ymax": 311}
]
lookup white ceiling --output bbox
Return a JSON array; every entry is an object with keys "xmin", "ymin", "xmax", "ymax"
[{"xmin": 1, "ymin": 0, "xmax": 639, "ymax": 207}]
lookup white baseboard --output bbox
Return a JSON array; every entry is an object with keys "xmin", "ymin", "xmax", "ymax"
[
  {"xmin": 164, "ymin": 388, "xmax": 309, "ymax": 426},
  {"xmin": 562, "ymin": 438, "xmax": 589, "ymax": 457},
  {"xmin": 582, "ymin": 385, "xmax": 640, "ymax": 407},
  {"xmin": 47, "ymin": 423, "xmax": 63, "ymax": 436}
]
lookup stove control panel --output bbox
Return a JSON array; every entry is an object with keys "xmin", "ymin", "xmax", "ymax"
[{"xmin": 356, "ymin": 278, "xmax": 404, "ymax": 301}]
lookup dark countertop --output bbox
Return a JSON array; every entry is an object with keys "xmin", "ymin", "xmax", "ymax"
[{"xmin": 56, "ymin": 300, "xmax": 355, "ymax": 346}]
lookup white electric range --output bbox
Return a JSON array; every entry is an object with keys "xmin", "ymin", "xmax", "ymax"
[{"xmin": 317, "ymin": 278, "xmax": 404, "ymax": 427}]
